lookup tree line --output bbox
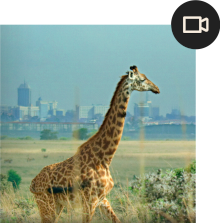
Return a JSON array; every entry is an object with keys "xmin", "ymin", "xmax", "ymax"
[{"xmin": 40, "ymin": 128, "xmax": 97, "ymax": 140}]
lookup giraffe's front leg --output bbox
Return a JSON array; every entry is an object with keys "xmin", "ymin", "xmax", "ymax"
[
  {"xmin": 99, "ymin": 197, "xmax": 121, "ymax": 223},
  {"xmin": 81, "ymin": 191, "xmax": 99, "ymax": 223}
]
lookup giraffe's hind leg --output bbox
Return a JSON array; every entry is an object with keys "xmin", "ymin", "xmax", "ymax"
[
  {"xmin": 35, "ymin": 193, "xmax": 60, "ymax": 223},
  {"xmin": 81, "ymin": 190, "xmax": 99, "ymax": 223},
  {"xmin": 99, "ymin": 197, "xmax": 121, "ymax": 223}
]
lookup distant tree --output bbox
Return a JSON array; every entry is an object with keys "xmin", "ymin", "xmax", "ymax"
[
  {"xmin": 122, "ymin": 136, "xmax": 130, "ymax": 141},
  {"xmin": 87, "ymin": 130, "xmax": 97, "ymax": 138},
  {"xmin": 73, "ymin": 128, "xmax": 88, "ymax": 140},
  {"xmin": 59, "ymin": 137, "xmax": 69, "ymax": 140},
  {"xmin": 18, "ymin": 136, "xmax": 33, "ymax": 140},
  {"xmin": 7, "ymin": 169, "xmax": 22, "ymax": 190},
  {"xmin": 40, "ymin": 129, "xmax": 58, "ymax": 140}
]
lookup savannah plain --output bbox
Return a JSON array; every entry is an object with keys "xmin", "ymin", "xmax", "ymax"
[{"xmin": 0, "ymin": 140, "xmax": 195, "ymax": 222}]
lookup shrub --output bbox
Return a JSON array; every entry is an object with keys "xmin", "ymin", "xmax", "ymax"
[
  {"xmin": 40, "ymin": 129, "xmax": 58, "ymax": 140},
  {"xmin": 122, "ymin": 136, "xmax": 130, "ymax": 141},
  {"xmin": 59, "ymin": 137, "xmax": 69, "ymax": 140},
  {"xmin": 41, "ymin": 148, "xmax": 47, "ymax": 152},
  {"xmin": 24, "ymin": 136, "xmax": 33, "ymax": 140},
  {"xmin": 18, "ymin": 136, "xmax": 33, "ymax": 140},
  {"xmin": 73, "ymin": 128, "xmax": 88, "ymax": 140},
  {"xmin": 7, "ymin": 169, "xmax": 22, "ymax": 190},
  {"xmin": 130, "ymin": 162, "xmax": 196, "ymax": 223},
  {"xmin": 0, "ymin": 173, "xmax": 11, "ymax": 193},
  {"xmin": 185, "ymin": 160, "xmax": 196, "ymax": 173},
  {"xmin": 14, "ymin": 198, "xmax": 35, "ymax": 216}
]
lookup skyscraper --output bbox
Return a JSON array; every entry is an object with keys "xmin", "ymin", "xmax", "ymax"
[
  {"xmin": 18, "ymin": 81, "xmax": 31, "ymax": 106},
  {"xmin": 36, "ymin": 97, "xmax": 58, "ymax": 119},
  {"xmin": 134, "ymin": 103, "xmax": 150, "ymax": 118}
]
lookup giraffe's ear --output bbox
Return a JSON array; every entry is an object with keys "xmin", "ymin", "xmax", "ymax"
[{"xmin": 128, "ymin": 71, "xmax": 135, "ymax": 80}]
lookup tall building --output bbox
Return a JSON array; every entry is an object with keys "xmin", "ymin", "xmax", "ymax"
[
  {"xmin": 36, "ymin": 97, "xmax": 58, "ymax": 119},
  {"xmin": 0, "ymin": 105, "xmax": 13, "ymax": 113},
  {"xmin": 171, "ymin": 109, "xmax": 181, "ymax": 116},
  {"xmin": 76, "ymin": 105, "xmax": 93, "ymax": 121},
  {"xmin": 93, "ymin": 105, "xmax": 109, "ymax": 117},
  {"xmin": 134, "ymin": 103, "xmax": 150, "ymax": 118},
  {"xmin": 76, "ymin": 105, "xmax": 109, "ymax": 122},
  {"xmin": 56, "ymin": 109, "xmax": 65, "ymax": 116},
  {"xmin": 152, "ymin": 107, "xmax": 160, "ymax": 119},
  {"xmin": 18, "ymin": 81, "xmax": 31, "ymax": 106},
  {"xmin": 13, "ymin": 106, "xmax": 39, "ymax": 120}
]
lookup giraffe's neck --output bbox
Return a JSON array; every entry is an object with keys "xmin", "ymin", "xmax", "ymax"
[{"xmin": 89, "ymin": 76, "xmax": 131, "ymax": 166}]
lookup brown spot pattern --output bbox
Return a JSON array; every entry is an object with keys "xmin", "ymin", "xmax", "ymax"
[
  {"xmin": 96, "ymin": 150, "xmax": 104, "ymax": 160},
  {"xmin": 117, "ymin": 121, "xmax": 123, "ymax": 127},
  {"xmin": 114, "ymin": 139, "xmax": 120, "ymax": 145},
  {"xmin": 103, "ymin": 138, "xmax": 110, "ymax": 150},
  {"xmin": 107, "ymin": 127, "xmax": 114, "ymax": 138},
  {"xmin": 112, "ymin": 115, "xmax": 116, "ymax": 124},
  {"xmin": 105, "ymin": 148, "xmax": 116, "ymax": 156},
  {"xmin": 95, "ymin": 138, "xmax": 102, "ymax": 147},
  {"xmin": 92, "ymin": 147, "xmax": 100, "ymax": 153}
]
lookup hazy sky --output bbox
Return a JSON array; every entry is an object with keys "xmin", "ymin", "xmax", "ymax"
[{"xmin": 1, "ymin": 25, "xmax": 195, "ymax": 116}]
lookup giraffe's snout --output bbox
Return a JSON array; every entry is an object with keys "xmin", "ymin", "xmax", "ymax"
[{"xmin": 152, "ymin": 86, "xmax": 160, "ymax": 94}]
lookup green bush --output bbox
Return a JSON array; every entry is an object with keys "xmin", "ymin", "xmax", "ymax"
[
  {"xmin": 173, "ymin": 160, "xmax": 196, "ymax": 178},
  {"xmin": 40, "ymin": 129, "xmax": 58, "ymax": 140},
  {"xmin": 18, "ymin": 136, "xmax": 33, "ymax": 140},
  {"xmin": 24, "ymin": 136, "xmax": 33, "ymax": 140},
  {"xmin": 59, "ymin": 137, "xmax": 69, "ymax": 140},
  {"xmin": 7, "ymin": 169, "xmax": 22, "ymax": 190},
  {"xmin": 122, "ymin": 136, "xmax": 130, "ymax": 141},
  {"xmin": 185, "ymin": 160, "xmax": 196, "ymax": 173},
  {"xmin": 73, "ymin": 128, "xmax": 88, "ymax": 140},
  {"xmin": 41, "ymin": 148, "xmax": 47, "ymax": 152}
]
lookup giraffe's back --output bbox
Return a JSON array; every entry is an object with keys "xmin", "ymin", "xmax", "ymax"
[{"xmin": 30, "ymin": 155, "xmax": 80, "ymax": 195}]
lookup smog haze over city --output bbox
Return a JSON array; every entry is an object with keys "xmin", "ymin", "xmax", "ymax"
[{"xmin": 1, "ymin": 25, "xmax": 195, "ymax": 116}]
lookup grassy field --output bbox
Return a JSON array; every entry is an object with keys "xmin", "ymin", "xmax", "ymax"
[
  {"xmin": 1, "ymin": 139, "xmax": 195, "ymax": 196},
  {"xmin": 0, "ymin": 139, "xmax": 196, "ymax": 222}
]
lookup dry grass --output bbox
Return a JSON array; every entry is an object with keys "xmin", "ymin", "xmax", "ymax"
[{"xmin": 0, "ymin": 139, "xmax": 195, "ymax": 222}]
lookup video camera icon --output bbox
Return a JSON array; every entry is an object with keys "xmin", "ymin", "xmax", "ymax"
[{"xmin": 183, "ymin": 16, "xmax": 209, "ymax": 33}]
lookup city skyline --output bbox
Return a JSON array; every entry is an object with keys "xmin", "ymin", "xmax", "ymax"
[{"xmin": 1, "ymin": 25, "xmax": 195, "ymax": 116}]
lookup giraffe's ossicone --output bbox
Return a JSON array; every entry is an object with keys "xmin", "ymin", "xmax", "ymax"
[{"xmin": 30, "ymin": 66, "xmax": 160, "ymax": 223}]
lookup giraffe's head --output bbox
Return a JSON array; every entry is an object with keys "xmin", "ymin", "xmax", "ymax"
[{"xmin": 126, "ymin": 65, "xmax": 160, "ymax": 94}]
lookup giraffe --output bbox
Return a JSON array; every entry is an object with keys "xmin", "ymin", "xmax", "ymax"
[{"xmin": 30, "ymin": 65, "xmax": 160, "ymax": 223}]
